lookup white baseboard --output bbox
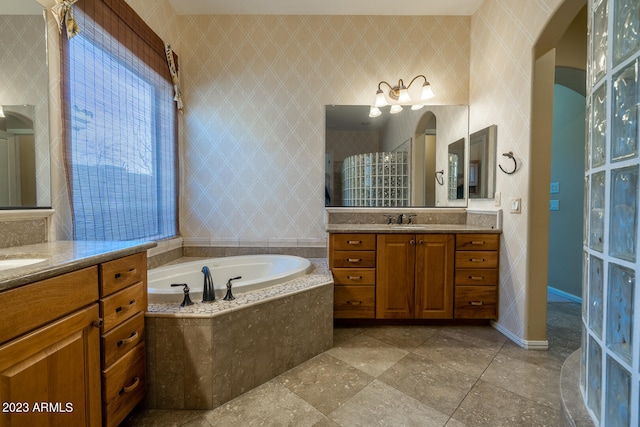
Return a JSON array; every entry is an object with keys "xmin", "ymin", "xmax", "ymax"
[{"xmin": 492, "ymin": 321, "xmax": 549, "ymax": 350}]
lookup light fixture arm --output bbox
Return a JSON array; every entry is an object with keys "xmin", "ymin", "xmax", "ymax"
[{"xmin": 372, "ymin": 74, "xmax": 434, "ymax": 115}]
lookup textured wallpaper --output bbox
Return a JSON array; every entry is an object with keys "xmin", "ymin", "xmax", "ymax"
[
  {"xmin": 177, "ymin": 15, "xmax": 470, "ymax": 246},
  {"xmin": 469, "ymin": 0, "xmax": 563, "ymax": 342}
]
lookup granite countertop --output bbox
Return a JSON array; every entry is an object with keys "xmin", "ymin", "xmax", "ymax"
[
  {"xmin": 326, "ymin": 223, "xmax": 501, "ymax": 234},
  {"xmin": 0, "ymin": 240, "xmax": 157, "ymax": 293}
]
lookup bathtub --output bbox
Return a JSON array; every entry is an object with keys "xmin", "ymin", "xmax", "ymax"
[{"xmin": 147, "ymin": 254, "xmax": 312, "ymax": 304}]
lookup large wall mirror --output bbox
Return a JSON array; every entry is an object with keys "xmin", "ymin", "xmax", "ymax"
[
  {"xmin": 325, "ymin": 105, "xmax": 468, "ymax": 207},
  {"xmin": 0, "ymin": 0, "xmax": 51, "ymax": 208}
]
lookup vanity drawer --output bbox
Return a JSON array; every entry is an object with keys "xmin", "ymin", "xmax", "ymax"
[
  {"xmin": 332, "ymin": 268, "xmax": 376, "ymax": 285},
  {"xmin": 332, "ymin": 251, "xmax": 376, "ymax": 268},
  {"xmin": 456, "ymin": 234, "xmax": 499, "ymax": 251},
  {"xmin": 334, "ymin": 286, "xmax": 375, "ymax": 318},
  {"xmin": 100, "ymin": 252, "xmax": 146, "ymax": 297},
  {"xmin": 455, "ymin": 269, "xmax": 498, "ymax": 286},
  {"xmin": 100, "ymin": 281, "xmax": 145, "ymax": 332},
  {"xmin": 455, "ymin": 251, "xmax": 498, "ymax": 269},
  {"xmin": 331, "ymin": 234, "xmax": 376, "ymax": 251},
  {"xmin": 102, "ymin": 342, "xmax": 146, "ymax": 427},
  {"xmin": 454, "ymin": 286, "xmax": 497, "ymax": 319},
  {"xmin": 101, "ymin": 311, "xmax": 145, "ymax": 368}
]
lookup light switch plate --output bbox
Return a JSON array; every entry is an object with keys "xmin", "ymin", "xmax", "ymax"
[
  {"xmin": 510, "ymin": 198, "xmax": 521, "ymax": 214},
  {"xmin": 550, "ymin": 182, "xmax": 560, "ymax": 194},
  {"xmin": 550, "ymin": 199, "xmax": 559, "ymax": 211}
]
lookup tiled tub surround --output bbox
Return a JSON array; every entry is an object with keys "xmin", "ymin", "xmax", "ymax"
[{"xmin": 145, "ymin": 258, "xmax": 334, "ymax": 410}]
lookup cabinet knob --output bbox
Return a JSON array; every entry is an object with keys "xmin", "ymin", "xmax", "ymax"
[
  {"xmin": 410, "ymin": 240, "xmax": 416, "ymax": 245},
  {"xmin": 418, "ymin": 240, "xmax": 424, "ymax": 245},
  {"xmin": 92, "ymin": 318, "xmax": 104, "ymax": 328}
]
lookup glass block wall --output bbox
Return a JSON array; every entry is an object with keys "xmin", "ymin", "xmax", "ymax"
[
  {"xmin": 341, "ymin": 152, "xmax": 409, "ymax": 207},
  {"xmin": 582, "ymin": 0, "xmax": 639, "ymax": 425}
]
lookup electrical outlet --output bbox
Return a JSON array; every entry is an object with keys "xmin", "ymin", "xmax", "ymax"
[
  {"xmin": 510, "ymin": 198, "xmax": 521, "ymax": 214},
  {"xmin": 494, "ymin": 191, "xmax": 501, "ymax": 207},
  {"xmin": 550, "ymin": 182, "xmax": 560, "ymax": 194},
  {"xmin": 550, "ymin": 200, "xmax": 559, "ymax": 211}
]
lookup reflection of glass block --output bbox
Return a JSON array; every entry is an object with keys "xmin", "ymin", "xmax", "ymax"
[
  {"xmin": 587, "ymin": 335, "xmax": 602, "ymax": 421},
  {"xmin": 605, "ymin": 356, "xmax": 631, "ymax": 426},
  {"xmin": 610, "ymin": 166, "xmax": 638, "ymax": 261},
  {"xmin": 592, "ymin": 83, "xmax": 607, "ymax": 167},
  {"xmin": 612, "ymin": 61, "xmax": 638, "ymax": 161},
  {"xmin": 607, "ymin": 263, "xmax": 634, "ymax": 363},
  {"xmin": 593, "ymin": 0, "xmax": 608, "ymax": 83},
  {"xmin": 589, "ymin": 255, "xmax": 604, "ymax": 337},
  {"xmin": 613, "ymin": 0, "xmax": 640, "ymax": 65},
  {"xmin": 590, "ymin": 172, "xmax": 606, "ymax": 251}
]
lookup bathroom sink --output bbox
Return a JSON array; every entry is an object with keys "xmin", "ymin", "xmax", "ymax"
[{"xmin": 0, "ymin": 258, "xmax": 47, "ymax": 270}]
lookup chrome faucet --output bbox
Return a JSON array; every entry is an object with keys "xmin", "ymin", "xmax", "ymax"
[{"xmin": 202, "ymin": 266, "xmax": 215, "ymax": 302}]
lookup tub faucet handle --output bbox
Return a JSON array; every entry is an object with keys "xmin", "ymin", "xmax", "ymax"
[
  {"xmin": 223, "ymin": 276, "xmax": 242, "ymax": 301},
  {"xmin": 170, "ymin": 283, "xmax": 194, "ymax": 307}
]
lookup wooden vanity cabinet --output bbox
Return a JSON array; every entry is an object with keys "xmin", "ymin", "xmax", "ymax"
[
  {"xmin": 99, "ymin": 252, "xmax": 147, "ymax": 427},
  {"xmin": 454, "ymin": 234, "xmax": 499, "ymax": 319},
  {"xmin": 376, "ymin": 234, "xmax": 454, "ymax": 319},
  {"xmin": 0, "ymin": 268, "xmax": 102, "ymax": 427},
  {"xmin": 329, "ymin": 234, "xmax": 376, "ymax": 318}
]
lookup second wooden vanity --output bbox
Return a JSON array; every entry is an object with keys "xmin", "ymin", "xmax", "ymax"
[{"xmin": 329, "ymin": 228, "xmax": 500, "ymax": 321}]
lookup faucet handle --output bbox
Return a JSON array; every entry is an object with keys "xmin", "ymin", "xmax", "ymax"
[
  {"xmin": 407, "ymin": 214, "xmax": 417, "ymax": 224},
  {"xmin": 383, "ymin": 214, "xmax": 395, "ymax": 225}
]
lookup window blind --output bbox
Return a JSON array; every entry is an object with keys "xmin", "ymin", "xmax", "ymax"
[{"xmin": 62, "ymin": 0, "xmax": 178, "ymax": 241}]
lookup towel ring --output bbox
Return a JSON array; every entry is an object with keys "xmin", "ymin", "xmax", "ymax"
[
  {"xmin": 435, "ymin": 170, "xmax": 444, "ymax": 185},
  {"xmin": 499, "ymin": 151, "xmax": 517, "ymax": 175}
]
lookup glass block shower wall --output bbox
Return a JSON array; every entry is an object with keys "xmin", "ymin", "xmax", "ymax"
[
  {"xmin": 582, "ymin": 0, "xmax": 639, "ymax": 425},
  {"xmin": 341, "ymin": 152, "xmax": 409, "ymax": 207}
]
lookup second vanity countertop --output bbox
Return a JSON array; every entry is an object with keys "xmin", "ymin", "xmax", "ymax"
[
  {"xmin": 0, "ymin": 240, "xmax": 157, "ymax": 293},
  {"xmin": 326, "ymin": 223, "xmax": 501, "ymax": 234}
]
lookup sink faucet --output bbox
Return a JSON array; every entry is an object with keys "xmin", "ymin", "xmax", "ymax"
[
  {"xmin": 397, "ymin": 214, "xmax": 405, "ymax": 224},
  {"xmin": 407, "ymin": 214, "xmax": 417, "ymax": 224},
  {"xmin": 383, "ymin": 214, "xmax": 395, "ymax": 224}
]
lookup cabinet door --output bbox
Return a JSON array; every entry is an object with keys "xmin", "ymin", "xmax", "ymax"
[
  {"xmin": 0, "ymin": 304, "xmax": 101, "ymax": 427},
  {"xmin": 415, "ymin": 234, "xmax": 454, "ymax": 319},
  {"xmin": 376, "ymin": 234, "xmax": 415, "ymax": 319}
]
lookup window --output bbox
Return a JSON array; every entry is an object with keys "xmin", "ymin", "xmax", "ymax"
[{"xmin": 62, "ymin": 0, "xmax": 177, "ymax": 241}]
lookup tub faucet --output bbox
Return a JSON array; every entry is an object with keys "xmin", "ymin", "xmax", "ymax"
[
  {"xmin": 170, "ymin": 283, "xmax": 194, "ymax": 307},
  {"xmin": 202, "ymin": 266, "xmax": 215, "ymax": 302},
  {"xmin": 223, "ymin": 276, "xmax": 242, "ymax": 301}
]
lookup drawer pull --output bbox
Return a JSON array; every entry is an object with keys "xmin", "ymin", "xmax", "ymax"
[
  {"xmin": 119, "ymin": 376, "xmax": 140, "ymax": 395},
  {"xmin": 346, "ymin": 300, "xmax": 363, "ymax": 305},
  {"xmin": 470, "ymin": 241, "xmax": 486, "ymax": 245},
  {"xmin": 347, "ymin": 240, "xmax": 362, "ymax": 245},
  {"xmin": 115, "ymin": 268, "xmax": 136, "ymax": 280},
  {"xmin": 469, "ymin": 258, "xmax": 485, "ymax": 263},
  {"xmin": 469, "ymin": 301, "xmax": 484, "ymax": 306},
  {"xmin": 469, "ymin": 276, "xmax": 485, "ymax": 281},
  {"xmin": 117, "ymin": 331, "xmax": 139, "ymax": 347},
  {"xmin": 347, "ymin": 276, "xmax": 363, "ymax": 280},
  {"xmin": 115, "ymin": 300, "xmax": 136, "ymax": 313},
  {"xmin": 347, "ymin": 258, "xmax": 361, "ymax": 263}
]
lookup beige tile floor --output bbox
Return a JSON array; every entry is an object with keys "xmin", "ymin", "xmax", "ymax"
[{"xmin": 123, "ymin": 301, "xmax": 581, "ymax": 426}]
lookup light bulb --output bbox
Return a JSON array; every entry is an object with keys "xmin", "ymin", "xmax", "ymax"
[
  {"xmin": 369, "ymin": 106, "xmax": 381, "ymax": 117},
  {"xmin": 398, "ymin": 87, "xmax": 411, "ymax": 103},
  {"xmin": 374, "ymin": 89, "xmax": 387, "ymax": 107},
  {"xmin": 420, "ymin": 82, "xmax": 435, "ymax": 100}
]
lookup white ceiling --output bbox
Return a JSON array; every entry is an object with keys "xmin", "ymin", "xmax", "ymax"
[{"xmin": 167, "ymin": 0, "xmax": 486, "ymax": 16}]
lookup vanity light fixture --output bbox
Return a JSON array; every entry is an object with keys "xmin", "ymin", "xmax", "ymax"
[{"xmin": 369, "ymin": 74, "xmax": 435, "ymax": 117}]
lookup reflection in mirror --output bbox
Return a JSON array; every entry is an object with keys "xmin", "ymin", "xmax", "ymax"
[
  {"xmin": 325, "ymin": 105, "xmax": 468, "ymax": 207},
  {"xmin": 469, "ymin": 125, "xmax": 497, "ymax": 199},
  {"xmin": 0, "ymin": 105, "xmax": 36, "ymax": 206},
  {"xmin": 0, "ymin": 0, "xmax": 51, "ymax": 208},
  {"xmin": 448, "ymin": 138, "xmax": 465, "ymax": 200}
]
